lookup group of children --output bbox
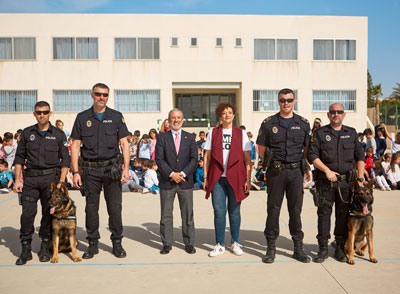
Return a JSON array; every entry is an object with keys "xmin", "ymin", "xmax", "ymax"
[{"xmin": 0, "ymin": 131, "xmax": 21, "ymax": 193}]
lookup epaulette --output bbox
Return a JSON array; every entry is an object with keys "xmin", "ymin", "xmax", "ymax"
[
  {"xmin": 263, "ymin": 116, "xmax": 272, "ymax": 123},
  {"xmin": 300, "ymin": 116, "xmax": 309, "ymax": 124}
]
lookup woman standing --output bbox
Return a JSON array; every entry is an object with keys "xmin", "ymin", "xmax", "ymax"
[
  {"xmin": 203, "ymin": 102, "xmax": 252, "ymax": 257},
  {"xmin": 149, "ymin": 128, "xmax": 158, "ymax": 160}
]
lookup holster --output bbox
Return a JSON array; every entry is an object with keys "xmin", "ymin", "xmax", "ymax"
[
  {"xmin": 346, "ymin": 169, "xmax": 357, "ymax": 183},
  {"xmin": 108, "ymin": 153, "xmax": 123, "ymax": 181},
  {"xmin": 311, "ymin": 182, "xmax": 334, "ymax": 208}
]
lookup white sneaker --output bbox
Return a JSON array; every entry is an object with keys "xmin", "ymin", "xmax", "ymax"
[
  {"xmin": 231, "ymin": 242, "xmax": 243, "ymax": 256},
  {"xmin": 386, "ymin": 187, "xmax": 391, "ymax": 191},
  {"xmin": 0, "ymin": 188, "xmax": 10, "ymax": 193},
  {"xmin": 208, "ymin": 244, "xmax": 225, "ymax": 257},
  {"xmin": 380, "ymin": 187, "xmax": 386, "ymax": 191},
  {"xmin": 142, "ymin": 188, "xmax": 149, "ymax": 194}
]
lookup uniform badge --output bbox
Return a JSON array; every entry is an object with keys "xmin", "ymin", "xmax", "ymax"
[
  {"xmin": 258, "ymin": 129, "xmax": 262, "ymax": 136},
  {"xmin": 310, "ymin": 136, "xmax": 315, "ymax": 143},
  {"xmin": 63, "ymin": 141, "xmax": 69, "ymax": 147},
  {"xmin": 30, "ymin": 134, "xmax": 35, "ymax": 141},
  {"xmin": 272, "ymin": 126, "xmax": 278, "ymax": 134},
  {"xmin": 326, "ymin": 135, "xmax": 331, "ymax": 142},
  {"xmin": 122, "ymin": 117, "xmax": 125, "ymax": 124},
  {"xmin": 86, "ymin": 120, "xmax": 92, "ymax": 127}
]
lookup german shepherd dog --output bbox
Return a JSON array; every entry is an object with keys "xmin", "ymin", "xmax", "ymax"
[
  {"xmin": 48, "ymin": 181, "xmax": 82, "ymax": 263},
  {"xmin": 345, "ymin": 181, "xmax": 377, "ymax": 265}
]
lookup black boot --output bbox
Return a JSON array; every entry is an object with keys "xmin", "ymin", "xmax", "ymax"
[
  {"xmin": 16, "ymin": 240, "xmax": 32, "ymax": 265},
  {"xmin": 262, "ymin": 239, "xmax": 276, "ymax": 264},
  {"xmin": 334, "ymin": 239, "xmax": 347, "ymax": 262},
  {"xmin": 112, "ymin": 239, "xmax": 126, "ymax": 258},
  {"xmin": 293, "ymin": 240, "xmax": 311, "ymax": 263},
  {"xmin": 82, "ymin": 239, "xmax": 99, "ymax": 259},
  {"xmin": 314, "ymin": 239, "xmax": 329, "ymax": 263},
  {"xmin": 39, "ymin": 238, "xmax": 51, "ymax": 262}
]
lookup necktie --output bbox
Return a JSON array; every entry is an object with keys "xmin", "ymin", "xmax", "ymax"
[{"xmin": 175, "ymin": 132, "xmax": 180, "ymax": 155}]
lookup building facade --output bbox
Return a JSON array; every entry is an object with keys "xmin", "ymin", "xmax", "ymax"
[{"xmin": 0, "ymin": 14, "xmax": 368, "ymax": 136}]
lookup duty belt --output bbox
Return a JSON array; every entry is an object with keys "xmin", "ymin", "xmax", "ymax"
[
  {"xmin": 24, "ymin": 167, "xmax": 58, "ymax": 177},
  {"xmin": 81, "ymin": 157, "xmax": 118, "ymax": 168},
  {"xmin": 273, "ymin": 161, "xmax": 301, "ymax": 169}
]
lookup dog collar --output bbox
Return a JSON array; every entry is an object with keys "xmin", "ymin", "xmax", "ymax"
[{"xmin": 56, "ymin": 216, "xmax": 77, "ymax": 221}]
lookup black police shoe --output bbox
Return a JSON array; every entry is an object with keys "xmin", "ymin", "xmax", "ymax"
[
  {"xmin": 262, "ymin": 239, "xmax": 276, "ymax": 264},
  {"xmin": 16, "ymin": 240, "xmax": 33, "ymax": 265},
  {"xmin": 334, "ymin": 239, "xmax": 347, "ymax": 262},
  {"xmin": 314, "ymin": 239, "xmax": 329, "ymax": 263},
  {"xmin": 82, "ymin": 239, "xmax": 99, "ymax": 259},
  {"xmin": 112, "ymin": 239, "xmax": 127, "ymax": 258},
  {"xmin": 160, "ymin": 245, "xmax": 172, "ymax": 255},
  {"xmin": 39, "ymin": 238, "xmax": 51, "ymax": 262},
  {"xmin": 293, "ymin": 240, "xmax": 311, "ymax": 263},
  {"xmin": 184, "ymin": 245, "xmax": 196, "ymax": 254}
]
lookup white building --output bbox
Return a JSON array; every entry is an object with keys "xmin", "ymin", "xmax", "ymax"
[{"xmin": 0, "ymin": 14, "xmax": 368, "ymax": 136}]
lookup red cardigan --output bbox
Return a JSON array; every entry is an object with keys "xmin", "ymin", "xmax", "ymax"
[{"xmin": 205, "ymin": 126, "xmax": 249, "ymax": 202}]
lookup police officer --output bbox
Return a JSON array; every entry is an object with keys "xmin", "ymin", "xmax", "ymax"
[
  {"xmin": 308, "ymin": 103, "xmax": 365, "ymax": 263},
  {"xmin": 70, "ymin": 83, "xmax": 130, "ymax": 259},
  {"xmin": 256, "ymin": 88, "xmax": 311, "ymax": 263},
  {"xmin": 13, "ymin": 101, "xmax": 70, "ymax": 265}
]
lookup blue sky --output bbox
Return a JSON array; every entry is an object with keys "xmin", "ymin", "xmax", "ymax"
[{"xmin": 1, "ymin": 0, "xmax": 399, "ymax": 98}]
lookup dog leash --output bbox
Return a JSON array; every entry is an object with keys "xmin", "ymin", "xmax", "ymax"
[{"xmin": 331, "ymin": 181, "xmax": 351, "ymax": 204}]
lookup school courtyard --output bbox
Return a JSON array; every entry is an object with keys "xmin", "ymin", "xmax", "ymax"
[{"xmin": 0, "ymin": 188, "xmax": 399, "ymax": 294}]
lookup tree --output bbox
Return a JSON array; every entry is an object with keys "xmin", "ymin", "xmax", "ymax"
[
  {"xmin": 367, "ymin": 70, "xmax": 375, "ymax": 107},
  {"xmin": 390, "ymin": 82, "xmax": 400, "ymax": 101},
  {"xmin": 372, "ymin": 84, "xmax": 383, "ymax": 124}
]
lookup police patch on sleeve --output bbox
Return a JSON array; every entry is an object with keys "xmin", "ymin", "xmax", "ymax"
[
  {"xmin": 258, "ymin": 129, "xmax": 262, "ymax": 136},
  {"xmin": 63, "ymin": 141, "xmax": 69, "ymax": 147},
  {"xmin": 122, "ymin": 117, "xmax": 125, "ymax": 124}
]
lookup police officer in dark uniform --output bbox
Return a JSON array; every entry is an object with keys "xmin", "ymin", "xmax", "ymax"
[
  {"xmin": 308, "ymin": 103, "xmax": 365, "ymax": 263},
  {"xmin": 70, "ymin": 83, "xmax": 130, "ymax": 259},
  {"xmin": 256, "ymin": 88, "xmax": 311, "ymax": 263},
  {"xmin": 13, "ymin": 101, "xmax": 70, "ymax": 265}
]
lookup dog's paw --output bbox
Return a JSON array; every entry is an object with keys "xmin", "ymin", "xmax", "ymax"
[
  {"xmin": 50, "ymin": 257, "xmax": 58, "ymax": 263},
  {"xmin": 73, "ymin": 256, "xmax": 82, "ymax": 262},
  {"xmin": 355, "ymin": 251, "xmax": 364, "ymax": 256},
  {"xmin": 348, "ymin": 259, "xmax": 355, "ymax": 265},
  {"xmin": 370, "ymin": 257, "xmax": 378, "ymax": 263}
]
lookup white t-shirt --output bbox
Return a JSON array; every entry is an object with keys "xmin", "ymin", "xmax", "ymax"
[
  {"xmin": 204, "ymin": 128, "xmax": 251, "ymax": 177},
  {"xmin": 392, "ymin": 138, "xmax": 400, "ymax": 154}
]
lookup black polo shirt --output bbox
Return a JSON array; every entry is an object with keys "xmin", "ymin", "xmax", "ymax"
[
  {"xmin": 308, "ymin": 124, "xmax": 365, "ymax": 175},
  {"xmin": 70, "ymin": 106, "xmax": 129, "ymax": 160},
  {"xmin": 256, "ymin": 113, "xmax": 311, "ymax": 163},
  {"xmin": 14, "ymin": 123, "xmax": 70, "ymax": 169}
]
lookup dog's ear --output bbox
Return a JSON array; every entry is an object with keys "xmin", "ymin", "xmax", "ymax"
[
  {"xmin": 50, "ymin": 181, "xmax": 57, "ymax": 192},
  {"xmin": 59, "ymin": 182, "xmax": 69, "ymax": 196},
  {"xmin": 367, "ymin": 180, "xmax": 374, "ymax": 190}
]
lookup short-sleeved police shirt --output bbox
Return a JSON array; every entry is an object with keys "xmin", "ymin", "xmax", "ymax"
[
  {"xmin": 70, "ymin": 106, "xmax": 129, "ymax": 160},
  {"xmin": 307, "ymin": 124, "xmax": 365, "ymax": 175},
  {"xmin": 256, "ymin": 113, "xmax": 311, "ymax": 163},
  {"xmin": 14, "ymin": 123, "xmax": 70, "ymax": 169}
]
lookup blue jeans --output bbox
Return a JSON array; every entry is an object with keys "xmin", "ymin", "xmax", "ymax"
[{"xmin": 211, "ymin": 177, "xmax": 241, "ymax": 245}]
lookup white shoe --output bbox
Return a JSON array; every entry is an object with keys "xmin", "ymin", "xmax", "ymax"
[
  {"xmin": 380, "ymin": 187, "xmax": 386, "ymax": 191},
  {"xmin": 142, "ymin": 188, "xmax": 149, "ymax": 194},
  {"xmin": 208, "ymin": 244, "xmax": 225, "ymax": 257},
  {"xmin": 0, "ymin": 188, "xmax": 10, "ymax": 193},
  {"xmin": 386, "ymin": 187, "xmax": 391, "ymax": 191},
  {"xmin": 231, "ymin": 242, "xmax": 243, "ymax": 256}
]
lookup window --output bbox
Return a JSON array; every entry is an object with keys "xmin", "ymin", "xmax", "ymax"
[
  {"xmin": 253, "ymin": 90, "xmax": 298, "ymax": 112},
  {"xmin": 171, "ymin": 37, "xmax": 178, "ymax": 46},
  {"xmin": 176, "ymin": 93, "xmax": 235, "ymax": 126},
  {"xmin": 216, "ymin": 38, "xmax": 222, "ymax": 46},
  {"xmin": 313, "ymin": 39, "xmax": 356, "ymax": 60},
  {"xmin": 115, "ymin": 90, "xmax": 160, "ymax": 112},
  {"xmin": 53, "ymin": 37, "xmax": 98, "ymax": 60},
  {"xmin": 115, "ymin": 38, "xmax": 159, "ymax": 59},
  {"xmin": 0, "ymin": 37, "xmax": 36, "ymax": 60},
  {"xmin": 53, "ymin": 90, "xmax": 93, "ymax": 112},
  {"xmin": 312, "ymin": 90, "xmax": 356, "ymax": 111},
  {"xmin": 254, "ymin": 39, "xmax": 297, "ymax": 60},
  {"xmin": 0, "ymin": 90, "xmax": 37, "ymax": 112},
  {"xmin": 191, "ymin": 38, "xmax": 197, "ymax": 46},
  {"xmin": 235, "ymin": 38, "xmax": 242, "ymax": 47}
]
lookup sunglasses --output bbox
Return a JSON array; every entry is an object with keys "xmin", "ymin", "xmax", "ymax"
[
  {"xmin": 279, "ymin": 98, "xmax": 294, "ymax": 104},
  {"xmin": 93, "ymin": 92, "xmax": 109, "ymax": 97},
  {"xmin": 35, "ymin": 110, "xmax": 50, "ymax": 115},
  {"xmin": 329, "ymin": 110, "xmax": 344, "ymax": 115}
]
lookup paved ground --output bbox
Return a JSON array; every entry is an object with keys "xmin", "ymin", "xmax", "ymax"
[{"xmin": 0, "ymin": 188, "xmax": 399, "ymax": 294}]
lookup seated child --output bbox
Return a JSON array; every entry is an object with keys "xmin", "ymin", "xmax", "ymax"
[
  {"xmin": 387, "ymin": 152, "xmax": 400, "ymax": 190},
  {"xmin": 0, "ymin": 159, "xmax": 13, "ymax": 193},
  {"xmin": 132, "ymin": 158, "xmax": 144, "ymax": 187},
  {"xmin": 142, "ymin": 160, "xmax": 160, "ymax": 194},
  {"xmin": 303, "ymin": 163, "xmax": 314, "ymax": 189},
  {"xmin": 371, "ymin": 160, "xmax": 391, "ymax": 191},
  {"xmin": 194, "ymin": 157, "xmax": 204, "ymax": 190},
  {"xmin": 122, "ymin": 169, "xmax": 146, "ymax": 192}
]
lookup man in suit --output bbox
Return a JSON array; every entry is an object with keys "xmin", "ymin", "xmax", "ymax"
[{"xmin": 155, "ymin": 108, "xmax": 198, "ymax": 255}]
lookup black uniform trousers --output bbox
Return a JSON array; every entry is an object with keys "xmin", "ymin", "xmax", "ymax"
[
  {"xmin": 20, "ymin": 173, "xmax": 55, "ymax": 241},
  {"xmin": 265, "ymin": 167, "xmax": 304, "ymax": 241},
  {"xmin": 84, "ymin": 166, "xmax": 123, "ymax": 240},
  {"xmin": 316, "ymin": 180, "xmax": 351, "ymax": 241}
]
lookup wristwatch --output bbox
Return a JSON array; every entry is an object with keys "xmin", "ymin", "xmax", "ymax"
[
  {"xmin": 72, "ymin": 171, "xmax": 79, "ymax": 175},
  {"xmin": 357, "ymin": 177, "xmax": 364, "ymax": 182}
]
